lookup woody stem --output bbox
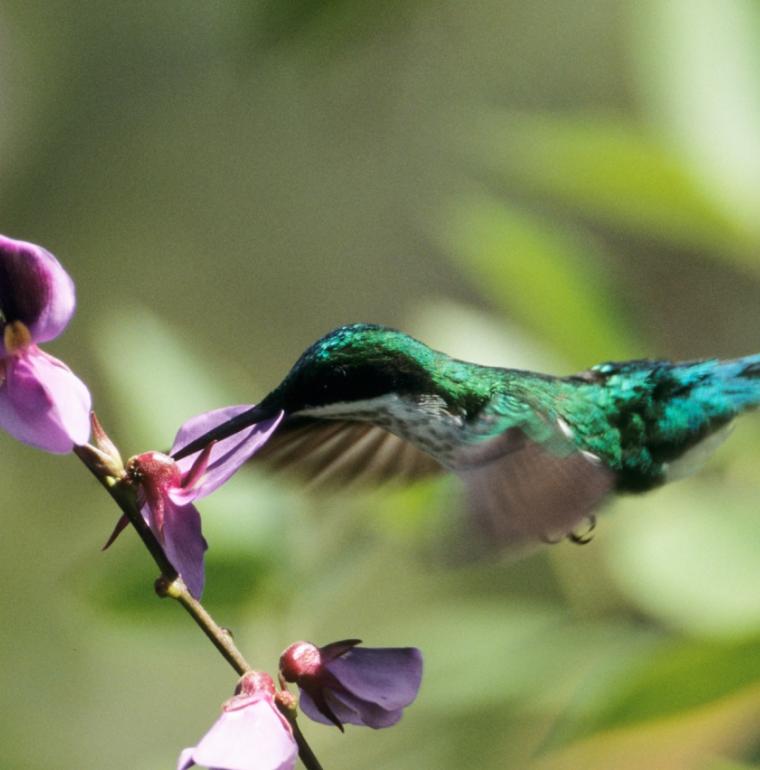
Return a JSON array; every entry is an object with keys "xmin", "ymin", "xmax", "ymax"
[{"xmin": 74, "ymin": 442, "xmax": 324, "ymax": 770}]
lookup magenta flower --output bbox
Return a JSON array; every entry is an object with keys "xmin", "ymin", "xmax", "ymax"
[
  {"xmin": 178, "ymin": 671, "xmax": 297, "ymax": 770},
  {"xmin": 107, "ymin": 405, "xmax": 284, "ymax": 598},
  {"xmin": 0, "ymin": 234, "xmax": 90, "ymax": 453},
  {"xmin": 280, "ymin": 640, "xmax": 423, "ymax": 730}
]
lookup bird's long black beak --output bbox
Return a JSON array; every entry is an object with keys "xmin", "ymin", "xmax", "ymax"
[{"xmin": 171, "ymin": 404, "xmax": 275, "ymax": 460}]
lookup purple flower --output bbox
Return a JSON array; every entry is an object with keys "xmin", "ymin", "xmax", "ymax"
[
  {"xmin": 107, "ymin": 405, "xmax": 284, "ymax": 598},
  {"xmin": 279, "ymin": 640, "xmax": 423, "ymax": 730},
  {"xmin": 0, "ymin": 235, "xmax": 90, "ymax": 453},
  {"xmin": 178, "ymin": 671, "xmax": 297, "ymax": 770}
]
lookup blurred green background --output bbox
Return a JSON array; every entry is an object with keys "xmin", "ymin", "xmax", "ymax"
[{"xmin": 3, "ymin": 1, "xmax": 760, "ymax": 768}]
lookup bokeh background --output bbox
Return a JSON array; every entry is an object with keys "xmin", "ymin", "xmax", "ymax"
[{"xmin": 3, "ymin": 1, "xmax": 760, "ymax": 768}]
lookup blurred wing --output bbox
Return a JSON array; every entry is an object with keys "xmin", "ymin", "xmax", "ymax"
[
  {"xmin": 252, "ymin": 416, "xmax": 443, "ymax": 487},
  {"xmin": 455, "ymin": 427, "xmax": 615, "ymax": 549}
]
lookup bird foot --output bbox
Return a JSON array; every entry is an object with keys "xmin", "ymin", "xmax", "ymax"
[{"xmin": 567, "ymin": 515, "xmax": 596, "ymax": 545}]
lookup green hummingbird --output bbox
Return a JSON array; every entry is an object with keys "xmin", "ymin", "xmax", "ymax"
[{"xmin": 173, "ymin": 323, "xmax": 760, "ymax": 546}]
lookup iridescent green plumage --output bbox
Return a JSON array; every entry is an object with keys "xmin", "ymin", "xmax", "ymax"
[{"xmin": 174, "ymin": 323, "xmax": 760, "ymax": 545}]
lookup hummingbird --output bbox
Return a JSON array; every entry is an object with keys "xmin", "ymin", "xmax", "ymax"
[{"xmin": 173, "ymin": 323, "xmax": 760, "ymax": 546}]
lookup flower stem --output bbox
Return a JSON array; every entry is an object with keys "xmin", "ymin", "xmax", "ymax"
[
  {"xmin": 74, "ymin": 443, "xmax": 325, "ymax": 770},
  {"xmin": 74, "ymin": 444, "xmax": 177, "ymax": 578},
  {"xmin": 289, "ymin": 718, "xmax": 325, "ymax": 770},
  {"xmin": 155, "ymin": 575, "xmax": 252, "ymax": 675}
]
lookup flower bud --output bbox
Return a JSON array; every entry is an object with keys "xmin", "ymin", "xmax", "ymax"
[{"xmin": 236, "ymin": 671, "xmax": 276, "ymax": 699}]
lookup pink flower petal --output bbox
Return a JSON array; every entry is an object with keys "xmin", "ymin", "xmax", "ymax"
[
  {"xmin": 0, "ymin": 348, "xmax": 91, "ymax": 452},
  {"xmin": 177, "ymin": 747, "xmax": 196, "ymax": 770},
  {"xmin": 159, "ymin": 499, "xmax": 207, "ymax": 599},
  {"xmin": 186, "ymin": 698, "xmax": 297, "ymax": 770},
  {"xmin": 170, "ymin": 405, "xmax": 284, "ymax": 502},
  {"xmin": 171, "ymin": 405, "xmax": 257, "ymax": 451},
  {"xmin": 0, "ymin": 235, "xmax": 76, "ymax": 350}
]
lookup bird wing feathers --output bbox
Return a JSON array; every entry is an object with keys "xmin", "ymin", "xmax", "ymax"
[
  {"xmin": 252, "ymin": 416, "xmax": 443, "ymax": 487},
  {"xmin": 253, "ymin": 413, "xmax": 614, "ymax": 547},
  {"xmin": 454, "ymin": 426, "xmax": 615, "ymax": 548}
]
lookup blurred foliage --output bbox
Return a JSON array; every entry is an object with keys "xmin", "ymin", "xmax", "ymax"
[
  {"xmin": 3, "ymin": 1, "xmax": 760, "ymax": 769},
  {"xmin": 438, "ymin": 193, "xmax": 640, "ymax": 363},
  {"xmin": 469, "ymin": 112, "xmax": 756, "ymax": 257},
  {"xmin": 249, "ymin": 0, "xmax": 416, "ymax": 54}
]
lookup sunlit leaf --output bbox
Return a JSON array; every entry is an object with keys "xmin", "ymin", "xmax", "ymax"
[
  {"xmin": 439, "ymin": 193, "xmax": 641, "ymax": 365},
  {"xmin": 632, "ymin": 0, "xmax": 760, "ymax": 240},
  {"xmin": 705, "ymin": 760, "xmax": 760, "ymax": 770},
  {"xmin": 552, "ymin": 631, "xmax": 760, "ymax": 747},
  {"xmin": 473, "ymin": 112, "xmax": 756, "ymax": 258},
  {"xmin": 535, "ymin": 682, "xmax": 760, "ymax": 770},
  {"xmin": 605, "ymin": 481, "xmax": 760, "ymax": 637}
]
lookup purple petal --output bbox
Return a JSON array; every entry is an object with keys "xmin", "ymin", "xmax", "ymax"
[
  {"xmin": 160, "ymin": 498, "xmax": 208, "ymax": 599},
  {"xmin": 171, "ymin": 405, "xmax": 260, "ymax": 452},
  {"xmin": 328, "ymin": 690, "xmax": 404, "ymax": 729},
  {"xmin": 187, "ymin": 699, "xmax": 297, "ymax": 770},
  {"xmin": 298, "ymin": 689, "xmax": 402, "ymax": 730},
  {"xmin": 0, "ymin": 348, "xmax": 91, "ymax": 452},
  {"xmin": 298, "ymin": 689, "xmax": 344, "ymax": 727},
  {"xmin": 0, "ymin": 235, "xmax": 76, "ymax": 350},
  {"xmin": 170, "ymin": 405, "xmax": 284, "ymax": 502},
  {"xmin": 326, "ymin": 647, "xmax": 423, "ymax": 712},
  {"xmin": 177, "ymin": 748, "xmax": 196, "ymax": 770}
]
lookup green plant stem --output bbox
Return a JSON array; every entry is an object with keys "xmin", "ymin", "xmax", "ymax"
[
  {"xmin": 74, "ymin": 444, "xmax": 324, "ymax": 770},
  {"xmin": 74, "ymin": 445, "xmax": 178, "ymax": 579},
  {"xmin": 157, "ymin": 575, "xmax": 252, "ymax": 674},
  {"xmin": 289, "ymin": 719, "xmax": 325, "ymax": 770}
]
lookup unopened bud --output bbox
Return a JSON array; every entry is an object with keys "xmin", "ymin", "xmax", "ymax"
[
  {"xmin": 235, "ymin": 671, "xmax": 276, "ymax": 699},
  {"xmin": 275, "ymin": 689, "xmax": 297, "ymax": 715},
  {"xmin": 74, "ymin": 412, "xmax": 124, "ymax": 479},
  {"xmin": 279, "ymin": 641, "xmax": 321, "ymax": 682},
  {"xmin": 91, "ymin": 412, "xmax": 123, "ymax": 471}
]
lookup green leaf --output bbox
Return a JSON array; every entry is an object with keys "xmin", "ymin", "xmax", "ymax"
[
  {"xmin": 604, "ymin": 481, "xmax": 760, "ymax": 638},
  {"xmin": 472, "ymin": 111, "xmax": 756, "ymax": 258},
  {"xmin": 705, "ymin": 760, "xmax": 760, "ymax": 770},
  {"xmin": 81, "ymin": 526, "xmax": 282, "ymax": 618},
  {"xmin": 84, "ymin": 458, "xmax": 306, "ymax": 616},
  {"xmin": 567, "ymin": 635, "xmax": 760, "ymax": 741},
  {"xmin": 537, "ymin": 684, "xmax": 760, "ymax": 770},
  {"xmin": 632, "ymin": 0, "xmax": 760, "ymax": 241},
  {"xmin": 248, "ymin": 0, "xmax": 416, "ymax": 54},
  {"xmin": 439, "ymin": 194, "xmax": 641, "ymax": 365}
]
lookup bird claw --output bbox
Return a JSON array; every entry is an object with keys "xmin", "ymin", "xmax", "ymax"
[{"xmin": 567, "ymin": 515, "xmax": 596, "ymax": 545}]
